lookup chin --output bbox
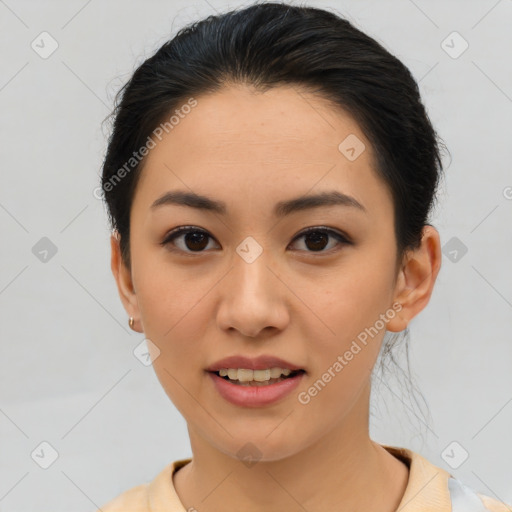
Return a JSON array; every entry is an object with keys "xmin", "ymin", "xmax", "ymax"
[{"xmin": 208, "ymin": 431, "xmax": 307, "ymax": 464}]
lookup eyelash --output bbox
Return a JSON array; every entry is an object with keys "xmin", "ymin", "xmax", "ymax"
[{"xmin": 160, "ymin": 225, "xmax": 351, "ymax": 256}]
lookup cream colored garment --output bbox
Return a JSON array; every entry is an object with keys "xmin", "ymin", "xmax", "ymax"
[{"xmin": 97, "ymin": 444, "xmax": 511, "ymax": 511}]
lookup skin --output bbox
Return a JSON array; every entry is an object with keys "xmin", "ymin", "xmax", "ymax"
[{"xmin": 110, "ymin": 84, "xmax": 442, "ymax": 512}]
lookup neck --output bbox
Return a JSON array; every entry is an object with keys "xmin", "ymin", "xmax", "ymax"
[{"xmin": 173, "ymin": 382, "xmax": 409, "ymax": 512}]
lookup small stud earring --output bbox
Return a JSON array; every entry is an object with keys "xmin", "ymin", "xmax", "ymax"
[{"xmin": 129, "ymin": 317, "xmax": 135, "ymax": 329}]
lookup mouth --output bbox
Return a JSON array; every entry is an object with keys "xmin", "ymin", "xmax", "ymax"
[
  {"xmin": 207, "ymin": 367, "xmax": 306, "ymax": 407},
  {"xmin": 205, "ymin": 355, "xmax": 306, "ymax": 406},
  {"xmin": 209, "ymin": 368, "xmax": 306, "ymax": 387}
]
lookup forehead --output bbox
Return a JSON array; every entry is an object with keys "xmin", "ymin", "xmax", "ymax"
[{"xmin": 132, "ymin": 84, "xmax": 393, "ymax": 221}]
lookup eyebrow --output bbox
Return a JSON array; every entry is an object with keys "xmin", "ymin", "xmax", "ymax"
[{"xmin": 150, "ymin": 190, "xmax": 367, "ymax": 217}]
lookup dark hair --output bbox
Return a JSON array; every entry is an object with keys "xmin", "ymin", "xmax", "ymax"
[{"xmin": 100, "ymin": 1, "xmax": 448, "ymax": 433}]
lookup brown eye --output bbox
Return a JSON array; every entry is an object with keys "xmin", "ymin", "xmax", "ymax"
[
  {"xmin": 161, "ymin": 226, "xmax": 219, "ymax": 253},
  {"xmin": 289, "ymin": 227, "xmax": 350, "ymax": 253},
  {"xmin": 161, "ymin": 225, "xmax": 350, "ymax": 256}
]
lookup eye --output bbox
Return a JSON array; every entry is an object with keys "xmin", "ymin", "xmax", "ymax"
[
  {"xmin": 288, "ymin": 226, "xmax": 351, "ymax": 254},
  {"xmin": 160, "ymin": 225, "xmax": 351, "ymax": 255},
  {"xmin": 160, "ymin": 226, "xmax": 219, "ymax": 254}
]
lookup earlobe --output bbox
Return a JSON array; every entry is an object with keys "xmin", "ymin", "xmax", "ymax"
[
  {"xmin": 110, "ymin": 231, "xmax": 142, "ymax": 332},
  {"xmin": 386, "ymin": 225, "xmax": 442, "ymax": 333}
]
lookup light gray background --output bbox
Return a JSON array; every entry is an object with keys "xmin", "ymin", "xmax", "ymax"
[{"xmin": 1, "ymin": 1, "xmax": 511, "ymax": 511}]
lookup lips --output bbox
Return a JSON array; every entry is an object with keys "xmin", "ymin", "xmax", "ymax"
[
  {"xmin": 205, "ymin": 354, "xmax": 305, "ymax": 372},
  {"xmin": 208, "ymin": 367, "xmax": 305, "ymax": 407}
]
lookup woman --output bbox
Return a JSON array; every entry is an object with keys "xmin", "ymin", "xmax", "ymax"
[{"xmin": 97, "ymin": 3, "xmax": 509, "ymax": 511}]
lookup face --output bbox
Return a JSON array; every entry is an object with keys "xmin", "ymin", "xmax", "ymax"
[{"xmin": 111, "ymin": 84, "xmax": 439, "ymax": 462}]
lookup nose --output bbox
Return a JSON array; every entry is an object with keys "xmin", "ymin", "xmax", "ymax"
[{"xmin": 216, "ymin": 252, "xmax": 290, "ymax": 338}]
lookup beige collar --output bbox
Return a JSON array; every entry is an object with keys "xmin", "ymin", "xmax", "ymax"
[{"xmin": 146, "ymin": 444, "xmax": 456, "ymax": 511}]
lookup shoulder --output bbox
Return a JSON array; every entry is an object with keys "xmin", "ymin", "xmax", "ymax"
[
  {"xmin": 448, "ymin": 475, "xmax": 512, "ymax": 512},
  {"xmin": 478, "ymin": 492, "xmax": 512, "ymax": 512},
  {"xmin": 96, "ymin": 482, "xmax": 149, "ymax": 512},
  {"xmin": 94, "ymin": 459, "xmax": 191, "ymax": 512},
  {"xmin": 381, "ymin": 444, "xmax": 511, "ymax": 512}
]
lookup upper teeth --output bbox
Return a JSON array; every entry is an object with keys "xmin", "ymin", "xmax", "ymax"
[{"xmin": 218, "ymin": 368, "xmax": 293, "ymax": 382}]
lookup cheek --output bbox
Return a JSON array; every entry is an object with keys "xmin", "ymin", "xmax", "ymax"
[
  {"xmin": 140, "ymin": 284, "xmax": 210, "ymax": 418},
  {"xmin": 134, "ymin": 251, "xmax": 211, "ymax": 336},
  {"xmin": 301, "ymin": 252, "xmax": 396, "ymax": 409},
  {"xmin": 311, "ymin": 260, "xmax": 395, "ymax": 348},
  {"xmin": 138, "ymin": 285, "xmax": 208, "ymax": 368},
  {"xmin": 133, "ymin": 276, "xmax": 208, "ymax": 413},
  {"xmin": 298, "ymin": 276, "xmax": 390, "ymax": 421}
]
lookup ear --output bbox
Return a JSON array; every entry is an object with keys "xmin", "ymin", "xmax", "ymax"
[
  {"xmin": 386, "ymin": 225, "xmax": 442, "ymax": 332},
  {"xmin": 110, "ymin": 231, "xmax": 143, "ymax": 333}
]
